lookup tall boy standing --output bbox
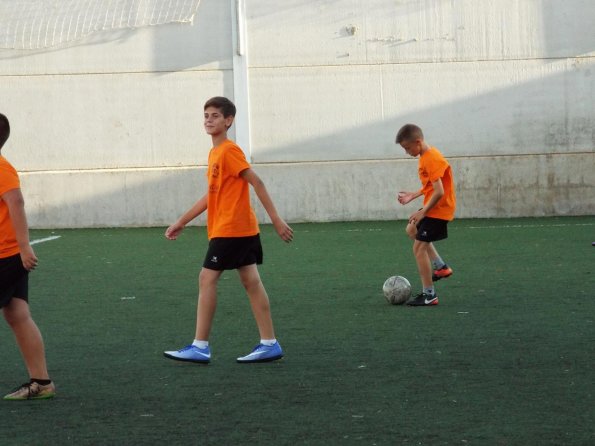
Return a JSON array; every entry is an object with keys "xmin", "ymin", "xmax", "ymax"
[
  {"xmin": 396, "ymin": 124, "xmax": 456, "ymax": 306},
  {"xmin": 164, "ymin": 97, "xmax": 293, "ymax": 363},
  {"xmin": 0, "ymin": 113, "xmax": 55, "ymax": 399}
]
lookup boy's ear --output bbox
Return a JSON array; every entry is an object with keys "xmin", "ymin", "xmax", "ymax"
[{"xmin": 225, "ymin": 115, "xmax": 235, "ymax": 129}]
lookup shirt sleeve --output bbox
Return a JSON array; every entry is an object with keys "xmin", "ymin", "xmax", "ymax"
[
  {"xmin": 0, "ymin": 162, "xmax": 20, "ymax": 196},
  {"xmin": 426, "ymin": 151, "xmax": 449, "ymax": 183},
  {"xmin": 224, "ymin": 145, "xmax": 251, "ymax": 177}
]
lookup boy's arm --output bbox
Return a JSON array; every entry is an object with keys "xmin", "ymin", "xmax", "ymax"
[
  {"xmin": 1, "ymin": 188, "xmax": 38, "ymax": 271},
  {"xmin": 240, "ymin": 168, "xmax": 293, "ymax": 242},
  {"xmin": 397, "ymin": 189, "xmax": 423, "ymax": 205},
  {"xmin": 165, "ymin": 193, "xmax": 208, "ymax": 240},
  {"xmin": 408, "ymin": 178, "xmax": 444, "ymax": 224}
]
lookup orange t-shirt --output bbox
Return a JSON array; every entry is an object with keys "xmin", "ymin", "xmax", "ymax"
[
  {"xmin": 0, "ymin": 155, "xmax": 21, "ymax": 258},
  {"xmin": 206, "ymin": 140, "xmax": 259, "ymax": 239},
  {"xmin": 418, "ymin": 147, "xmax": 456, "ymax": 221}
]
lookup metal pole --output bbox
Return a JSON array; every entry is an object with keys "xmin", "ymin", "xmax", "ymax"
[{"xmin": 231, "ymin": 0, "xmax": 251, "ymax": 160}]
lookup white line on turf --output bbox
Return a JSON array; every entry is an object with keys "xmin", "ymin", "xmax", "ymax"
[
  {"xmin": 466, "ymin": 223, "xmax": 594, "ymax": 229},
  {"xmin": 297, "ymin": 222, "xmax": 593, "ymax": 233},
  {"xmin": 30, "ymin": 235, "xmax": 61, "ymax": 245}
]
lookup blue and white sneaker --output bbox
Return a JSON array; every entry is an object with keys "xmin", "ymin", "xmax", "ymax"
[
  {"xmin": 163, "ymin": 345, "xmax": 211, "ymax": 364},
  {"xmin": 236, "ymin": 342, "xmax": 283, "ymax": 363}
]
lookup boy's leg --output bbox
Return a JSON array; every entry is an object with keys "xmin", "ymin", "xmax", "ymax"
[
  {"xmin": 413, "ymin": 240, "xmax": 433, "ymax": 290},
  {"xmin": 163, "ymin": 267, "xmax": 221, "ymax": 363},
  {"xmin": 428, "ymin": 242, "xmax": 453, "ymax": 281},
  {"xmin": 195, "ymin": 267, "xmax": 223, "ymax": 341},
  {"xmin": 405, "ymin": 222, "xmax": 417, "ymax": 240},
  {"xmin": 236, "ymin": 264, "xmax": 283, "ymax": 363},
  {"xmin": 427, "ymin": 243, "xmax": 441, "ymax": 265},
  {"xmin": 237, "ymin": 264, "xmax": 274, "ymax": 340},
  {"xmin": 408, "ymin": 240, "xmax": 439, "ymax": 306},
  {"xmin": 3, "ymin": 298, "xmax": 50, "ymax": 380}
]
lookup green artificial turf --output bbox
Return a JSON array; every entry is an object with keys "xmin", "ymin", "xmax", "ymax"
[{"xmin": 0, "ymin": 217, "xmax": 593, "ymax": 445}]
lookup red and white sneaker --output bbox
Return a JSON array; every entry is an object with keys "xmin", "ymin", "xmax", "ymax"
[{"xmin": 432, "ymin": 265, "xmax": 453, "ymax": 282}]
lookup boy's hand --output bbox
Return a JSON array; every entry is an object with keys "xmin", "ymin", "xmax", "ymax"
[
  {"xmin": 397, "ymin": 191, "xmax": 416, "ymax": 205},
  {"xmin": 272, "ymin": 218, "xmax": 293, "ymax": 243},
  {"xmin": 409, "ymin": 209, "xmax": 426, "ymax": 225},
  {"xmin": 20, "ymin": 245, "xmax": 38, "ymax": 271},
  {"xmin": 165, "ymin": 222, "xmax": 184, "ymax": 240}
]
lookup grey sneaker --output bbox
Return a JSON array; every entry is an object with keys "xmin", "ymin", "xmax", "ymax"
[{"xmin": 4, "ymin": 381, "xmax": 56, "ymax": 400}]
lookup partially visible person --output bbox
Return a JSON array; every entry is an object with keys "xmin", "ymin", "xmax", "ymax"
[{"xmin": 0, "ymin": 113, "xmax": 55, "ymax": 400}]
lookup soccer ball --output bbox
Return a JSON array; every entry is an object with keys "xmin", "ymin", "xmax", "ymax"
[{"xmin": 383, "ymin": 276, "xmax": 411, "ymax": 305}]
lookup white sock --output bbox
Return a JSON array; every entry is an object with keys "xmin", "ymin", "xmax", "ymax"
[
  {"xmin": 192, "ymin": 340, "xmax": 209, "ymax": 349},
  {"xmin": 260, "ymin": 339, "xmax": 276, "ymax": 346},
  {"xmin": 431, "ymin": 256, "xmax": 446, "ymax": 270}
]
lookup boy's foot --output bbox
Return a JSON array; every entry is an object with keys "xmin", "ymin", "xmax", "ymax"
[
  {"xmin": 432, "ymin": 265, "xmax": 453, "ymax": 282},
  {"xmin": 237, "ymin": 342, "xmax": 283, "ymax": 363},
  {"xmin": 163, "ymin": 345, "xmax": 211, "ymax": 364},
  {"xmin": 4, "ymin": 381, "xmax": 56, "ymax": 401},
  {"xmin": 407, "ymin": 292, "xmax": 439, "ymax": 306}
]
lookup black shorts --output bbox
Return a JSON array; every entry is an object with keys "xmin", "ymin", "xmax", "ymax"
[
  {"xmin": 416, "ymin": 217, "xmax": 449, "ymax": 242},
  {"xmin": 0, "ymin": 254, "xmax": 29, "ymax": 308},
  {"xmin": 203, "ymin": 234, "xmax": 263, "ymax": 271}
]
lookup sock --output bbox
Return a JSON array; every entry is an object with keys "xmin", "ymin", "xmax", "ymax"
[
  {"xmin": 260, "ymin": 339, "xmax": 277, "ymax": 346},
  {"xmin": 192, "ymin": 340, "xmax": 209, "ymax": 349},
  {"xmin": 431, "ymin": 256, "xmax": 446, "ymax": 270},
  {"xmin": 423, "ymin": 286, "xmax": 435, "ymax": 296},
  {"xmin": 30, "ymin": 378, "xmax": 52, "ymax": 386}
]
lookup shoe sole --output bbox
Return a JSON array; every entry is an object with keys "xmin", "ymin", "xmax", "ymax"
[
  {"xmin": 407, "ymin": 300, "xmax": 439, "ymax": 306},
  {"xmin": 236, "ymin": 354, "xmax": 284, "ymax": 364},
  {"xmin": 432, "ymin": 272, "xmax": 452, "ymax": 282},
  {"xmin": 3, "ymin": 393, "xmax": 55, "ymax": 401},
  {"xmin": 163, "ymin": 352, "xmax": 210, "ymax": 364}
]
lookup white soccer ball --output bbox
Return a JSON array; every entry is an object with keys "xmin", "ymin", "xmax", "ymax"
[{"xmin": 383, "ymin": 276, "xmax": 411, "ymax": 305}]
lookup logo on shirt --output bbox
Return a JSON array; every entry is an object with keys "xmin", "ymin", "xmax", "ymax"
[{"xmin": 211, "ymin": 163, "xmax": 220, "ymax": 178}]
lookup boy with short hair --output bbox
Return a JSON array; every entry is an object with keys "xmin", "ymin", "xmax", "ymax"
[
  {"xmin": 396, "ymin": 124, "xmax": 456, "ymax": 306},
  {"xmin": 0, "ymin": 113, "xmax": 55, "ymax": 399},
  {"xmin": 164, "ymin": 96, "xmax": 293, "ymax": 363}
]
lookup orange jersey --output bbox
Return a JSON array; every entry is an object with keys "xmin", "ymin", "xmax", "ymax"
[
  {"xmin": 206, "ymin": 140, "xmax": 259, "ymax": 239},
  {"xmin": 0, "ymin": 155, "xmax": 21, "ymax": 258},
  {"xmin": 418, "ymin": 147, "xmax": 456, "ymax": 221}
]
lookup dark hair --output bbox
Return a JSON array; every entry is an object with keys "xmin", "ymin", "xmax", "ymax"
[
  {"xmin": 204, "ymin": 96, "xmax": 236, "ymax": 118},
  {"xmin": 396, "ymin": 123, "xmax": 423, "ymax": 144},
  {"xmin": 0, "ymin": 113, "xmax": 10, "ymax": 150}
]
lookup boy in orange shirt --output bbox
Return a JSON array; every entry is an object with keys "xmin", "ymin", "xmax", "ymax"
[
  {"xmin": 0, "ymin": 113, "xmax": 55, "ymax": 399},
  {"xmin": 164, "ymin": 97, "xmax": 293, "ymax": 363},
  {"xmin": 396, "ymin": 124, "xmax": 456, "ymax": 306}
]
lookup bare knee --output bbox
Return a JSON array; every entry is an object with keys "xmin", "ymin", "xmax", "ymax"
[
  {"xmin": 238, "ymin": 266, "xmax": 263, "ymax": 293},
  {"xmin": 413, "ymin": 240, "xmax": 429, "ymax": 258},
  {"xmin": 3, "ymin": 299, "xmax": 31, "ymax": 328},
  {"xmin": 406, "ymin": 223, "xmax": 417, "ymax": 240},
  {"xmin": 240, "ymin": 273, "xmax": 262, "ymax": 292},
  {"xmin": 198, "ymin": 268, "xmax": 221, "ymax": 292}
]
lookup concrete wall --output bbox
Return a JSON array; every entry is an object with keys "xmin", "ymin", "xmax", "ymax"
[{"xmin": 0, "ymin": 0, "xmax": 593, "ymax": 227}]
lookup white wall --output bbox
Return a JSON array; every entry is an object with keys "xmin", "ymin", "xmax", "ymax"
[
  {"xmin": 247, "ymin": 0, "xmax": 594, "ymax": 162},
  {"xmin": 0, "ymin": 0, "xmax": 593, "ymax": 227},
  {"xmin": 1, "ymin": 0, "xmax": 233, "ymax": 171}
]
